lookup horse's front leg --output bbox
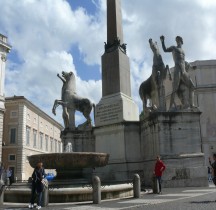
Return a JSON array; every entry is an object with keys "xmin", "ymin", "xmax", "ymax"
[
  {"xmin": 52, "ymin": 99, "xmax": 63, "ymax": 115},
  {"xmin": 52, "ymin": 100, "xmax": 59, "ymax": 115}
]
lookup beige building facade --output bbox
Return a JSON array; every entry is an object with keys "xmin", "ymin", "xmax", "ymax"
[
  {"xmin": 2, "ymin": 96, "xmax": 63, "ymax": 181},
  {"xmin": 165, "ymin": 60, "xmax": 216, "ymax": 164}
]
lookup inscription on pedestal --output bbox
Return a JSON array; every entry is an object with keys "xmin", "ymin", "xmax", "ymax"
[{"xmin": 96, "ymin": 102, "xmax": 122, "ymax": 124}]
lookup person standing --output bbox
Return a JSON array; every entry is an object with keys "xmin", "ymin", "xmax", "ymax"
[
  {"xmin": 6, "ymin": 167, "xmax": 13, "ymax": 185},
  {"xmin": 28, "ymin": 162, "xmax": 46, "ymax": 209},
  {"xmin": 209, "ymin": 154, "xmax": 216, "ymax": 185},
  {"xmin": 208, "ymin": 166, "xmax": 212, "ymax": 182},
  {"xmin": 154, "ymin": 156, "xmax": 166, "ymax": 194}
]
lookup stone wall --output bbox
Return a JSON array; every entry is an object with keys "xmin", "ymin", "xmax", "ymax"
[{"xmin": 140, "ymin": 111, "xmax": 208, "ymax": 187}]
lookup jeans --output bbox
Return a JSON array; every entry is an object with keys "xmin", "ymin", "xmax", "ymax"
[
  {"xmin": 156, "ymin": 176, "xmax": 162, "ymax": 192},
  {"xmin": 30, "ymin": 182, "xmax": 42, "ymax": 206}
]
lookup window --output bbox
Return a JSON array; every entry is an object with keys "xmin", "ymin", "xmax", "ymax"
[
  {"xmin": 45, "ymin": 135, "xmax": 48, "ymax": 151},
  {"xmin": 40, "ymin": 133, "xmax": 43, "ymax": 149},
  {"xmin": 33, "ymin": 130, "xmax": 37, "ymax": 147},
  {"xmin": 10, "ymin": 111, "xmax": 18, "ymax": 118},
  {"xmin": 10, "ymin": 128, "xmax": 16, "ymax": 144},
  {"xmin": 58, "ymin": 142, "xmax": 61, "ymax": 153},
  {"xmin": 8, "ymin": 154, "xmax": 16, "ymax": 161},
  {"xmin": 55, "ymin": 139, "xmax": 57, "ymax": 152},
  {"xmin": 50, "ymin": 138, "xmax": 53, "ymax": 152},
  {"xmin": 26, "ymin": 127, "xmax": 30, "ymax": 145},
  {"xmin": 27, "ymin": 114, "xmax": 30, "ymax": 120}
]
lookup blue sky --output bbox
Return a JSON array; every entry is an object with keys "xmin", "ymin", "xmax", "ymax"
[{"xmin": 0, "ymin": 0, "xmax": 216, "ymax": 127}]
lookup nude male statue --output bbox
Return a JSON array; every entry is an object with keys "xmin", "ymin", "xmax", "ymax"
[{"xmin": 160, "ymin": 35, "xmax": 195, "ymax": 110}]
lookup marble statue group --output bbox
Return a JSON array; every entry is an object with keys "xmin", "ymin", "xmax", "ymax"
[
  {"xmin": 52, "ymin": 35, "xmax": 196, "ymax": 130},
  {"xmin": 139, "ymin": 38, "xmax": 170, "ymax": 113},
  {"xmin": 139, "ymin": 35, "xmax": 196, "ymax": 114}
]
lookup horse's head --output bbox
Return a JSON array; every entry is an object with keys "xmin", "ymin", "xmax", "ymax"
[
  {"xmin": 61, "ymin": 71, "xmax": 76, "ymax": 93},
  {"xmin": 62, "ymin": 71, "xmax": 75, "ymax": 81},
  {"xmin": 149, "ymin": 38, "xmax": 160, "ymax": 54}
]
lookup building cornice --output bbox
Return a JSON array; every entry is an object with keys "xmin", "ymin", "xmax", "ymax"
[
  {"xmin": 0, "ymin": 33, "xmax": 12, "ymax": 52},
  {"xmin": 5, "ymin": 96, "xmax": 63, "ymax": 130}
]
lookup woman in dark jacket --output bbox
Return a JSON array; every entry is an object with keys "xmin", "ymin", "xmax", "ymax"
[{"xmin": 28, "ymin": 162, "xmax": 46, "ymax": 209}]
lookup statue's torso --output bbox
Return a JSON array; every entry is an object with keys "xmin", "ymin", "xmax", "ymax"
[{"xmin": 172, "ymin": 46, "xmax": 185, "ymax": 68}]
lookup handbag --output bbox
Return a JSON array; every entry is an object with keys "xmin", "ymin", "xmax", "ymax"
[{"xmin": 41, "ymin": 178, "xmax": 48, "ymax": 188}]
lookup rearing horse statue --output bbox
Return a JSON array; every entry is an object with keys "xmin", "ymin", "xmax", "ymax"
[
  {"xmin": 139, "ymin": 39, "xmax": 170, "ymax": 114},
  {"xmin": 52, "ymin": 71, "xmax": 94, "ymax": 130}
]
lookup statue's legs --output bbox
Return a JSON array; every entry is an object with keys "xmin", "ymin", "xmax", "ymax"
[
  {"xmin": 181, "ymin": 73, "xmax": 196, "ymax": 108},
  {"xmin": 68, "ymin": 109, "xmax": 76, "ymax": 130},
  {"xmin": 189, "ymin": 89, "xmax": 195, "ymax": 107},
  {"xmin": 169, "ymin": 70, "xmax": 181, "ymax": 110},
  {"xmin": 62, "ymin": 106, "xmax": 69, "ymax": 129},
  {"xmin": 83, "ymin": 105, "xmax": 93, "ymax": 127},
  {"xmin": 169, "ymin": 92, "xmax": 176, "ymax": 110}
]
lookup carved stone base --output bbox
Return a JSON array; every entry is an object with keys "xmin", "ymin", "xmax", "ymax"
[
  {"xmin": 140, "ymin": 111, "xmax": 208, "ymax": 187},
  {"xmin": 61, "ymin": 130, "xmax": 95, "ymax": 152},
  {"xmin": 95, "ymin": 92, "xmax": 139, "ymax": 127},
  {"xmin": 94, "ymin": 122, "xmax": 142, "ymax": 181}
]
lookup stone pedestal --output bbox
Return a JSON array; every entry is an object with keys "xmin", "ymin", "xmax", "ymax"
[
  {"xmin": 61, "ymin": 130, "xmax": 95, "ymax": 152},
  {"xmin": 60, "ymin": 130, "xmax": 96, "ymax": 180},
  {"xmin": 94, "ymin": 122, "xmax": 143, "ymax": 181},
  {"xmin": 141, "ymin": 111, "xmax": 208, "ymax": 187},
  {"xmin": 95, "ymin": 92, "xmax": 139, "ymax": 127}
]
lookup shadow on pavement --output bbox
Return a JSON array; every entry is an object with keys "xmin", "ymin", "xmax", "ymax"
[{"xmin": 190, "ymin": 200, "xmax": 216, "ymax": 204}]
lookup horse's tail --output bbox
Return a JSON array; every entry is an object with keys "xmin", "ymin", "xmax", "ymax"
[{"xmin": 139, "ymin": 82, "xmax": 144, "ymax": 100}]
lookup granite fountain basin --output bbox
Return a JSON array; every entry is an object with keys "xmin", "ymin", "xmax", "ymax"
[{"xmin": 28, "ymin": 152, "xmax": 109, "ymax": 171}]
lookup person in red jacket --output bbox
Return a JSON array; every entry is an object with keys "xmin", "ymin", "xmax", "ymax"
[{"xmin": 154, "ymin": 156, "xmax": 166, "ymax": 193}]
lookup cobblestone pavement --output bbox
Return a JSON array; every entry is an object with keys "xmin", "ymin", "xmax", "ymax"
[{"xmin": 1, "ymin": 185, "xmax": 216, "ymax": 210}]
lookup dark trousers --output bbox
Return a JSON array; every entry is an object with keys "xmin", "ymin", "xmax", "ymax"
[
  {"xmin": 8, "ymin": 176, "xmax": 13, "ymax": 185},
  {"xmin": 30, "ymin": 182, "xmax": 42, "ymax": 206},
  {"xmin": 156, "ymin": 176, "xmax": 162, "ymax": 192}
]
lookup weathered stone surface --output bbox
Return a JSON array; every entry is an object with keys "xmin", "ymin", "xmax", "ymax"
[
  {"xmin": 95, "ymin": 92, "xmax": 139, "ymax": 126},
  {"xmin": 102, "ymin": 49, "xmax": 131, "ymax": 97},
  {"xmin": 140, "ymin": 112, "xmax": 208, "ymax": 187},
  {"xmin": 61, "ymin": 130, "xmax": 95, "ymax": 152},
  {"xmin": 141, "ymin": 111, "xmax": 203, "ymax": 159},
  {"xmin": 94, "ymin": 122, "xmax": 143, "ymax": 181},
  {"xmin": 28, "ymin": 152, "xmax": 109, "ymax": 170}
]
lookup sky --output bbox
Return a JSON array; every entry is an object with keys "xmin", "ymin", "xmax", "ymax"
[{"xmin": 0, "ymin": 0, "xmax": 216, "ymax": 127}]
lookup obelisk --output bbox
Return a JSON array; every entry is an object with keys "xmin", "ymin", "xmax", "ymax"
[{"xmin": 95, "ymin": 0, "xmax": 139, "ymax": 126}]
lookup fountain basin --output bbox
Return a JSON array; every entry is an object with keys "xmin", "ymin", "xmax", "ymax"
[
  {"xmin": 4, "ymin": 183, "xmax": 133, "ymax": 203},
  {"xmin": 28, "ymin": 152, "xmax": 109, "ymax": 180},
  {"xmin": 28, "ymin": 152, "xmax": 109, "ymax": 170}
]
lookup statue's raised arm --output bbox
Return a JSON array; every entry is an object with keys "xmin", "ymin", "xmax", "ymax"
[{"xmin": 160, "ymin": 35, "xmax": 172, "ymax": 53}]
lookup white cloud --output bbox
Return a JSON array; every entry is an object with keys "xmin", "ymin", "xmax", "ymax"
[
  {"xmin": 1, "ymin": 0, "xmax": 216, "ymax": 127},
  {"xmin": 0, "ymin": 0, "xmax": 104, "ymax": 126}
]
